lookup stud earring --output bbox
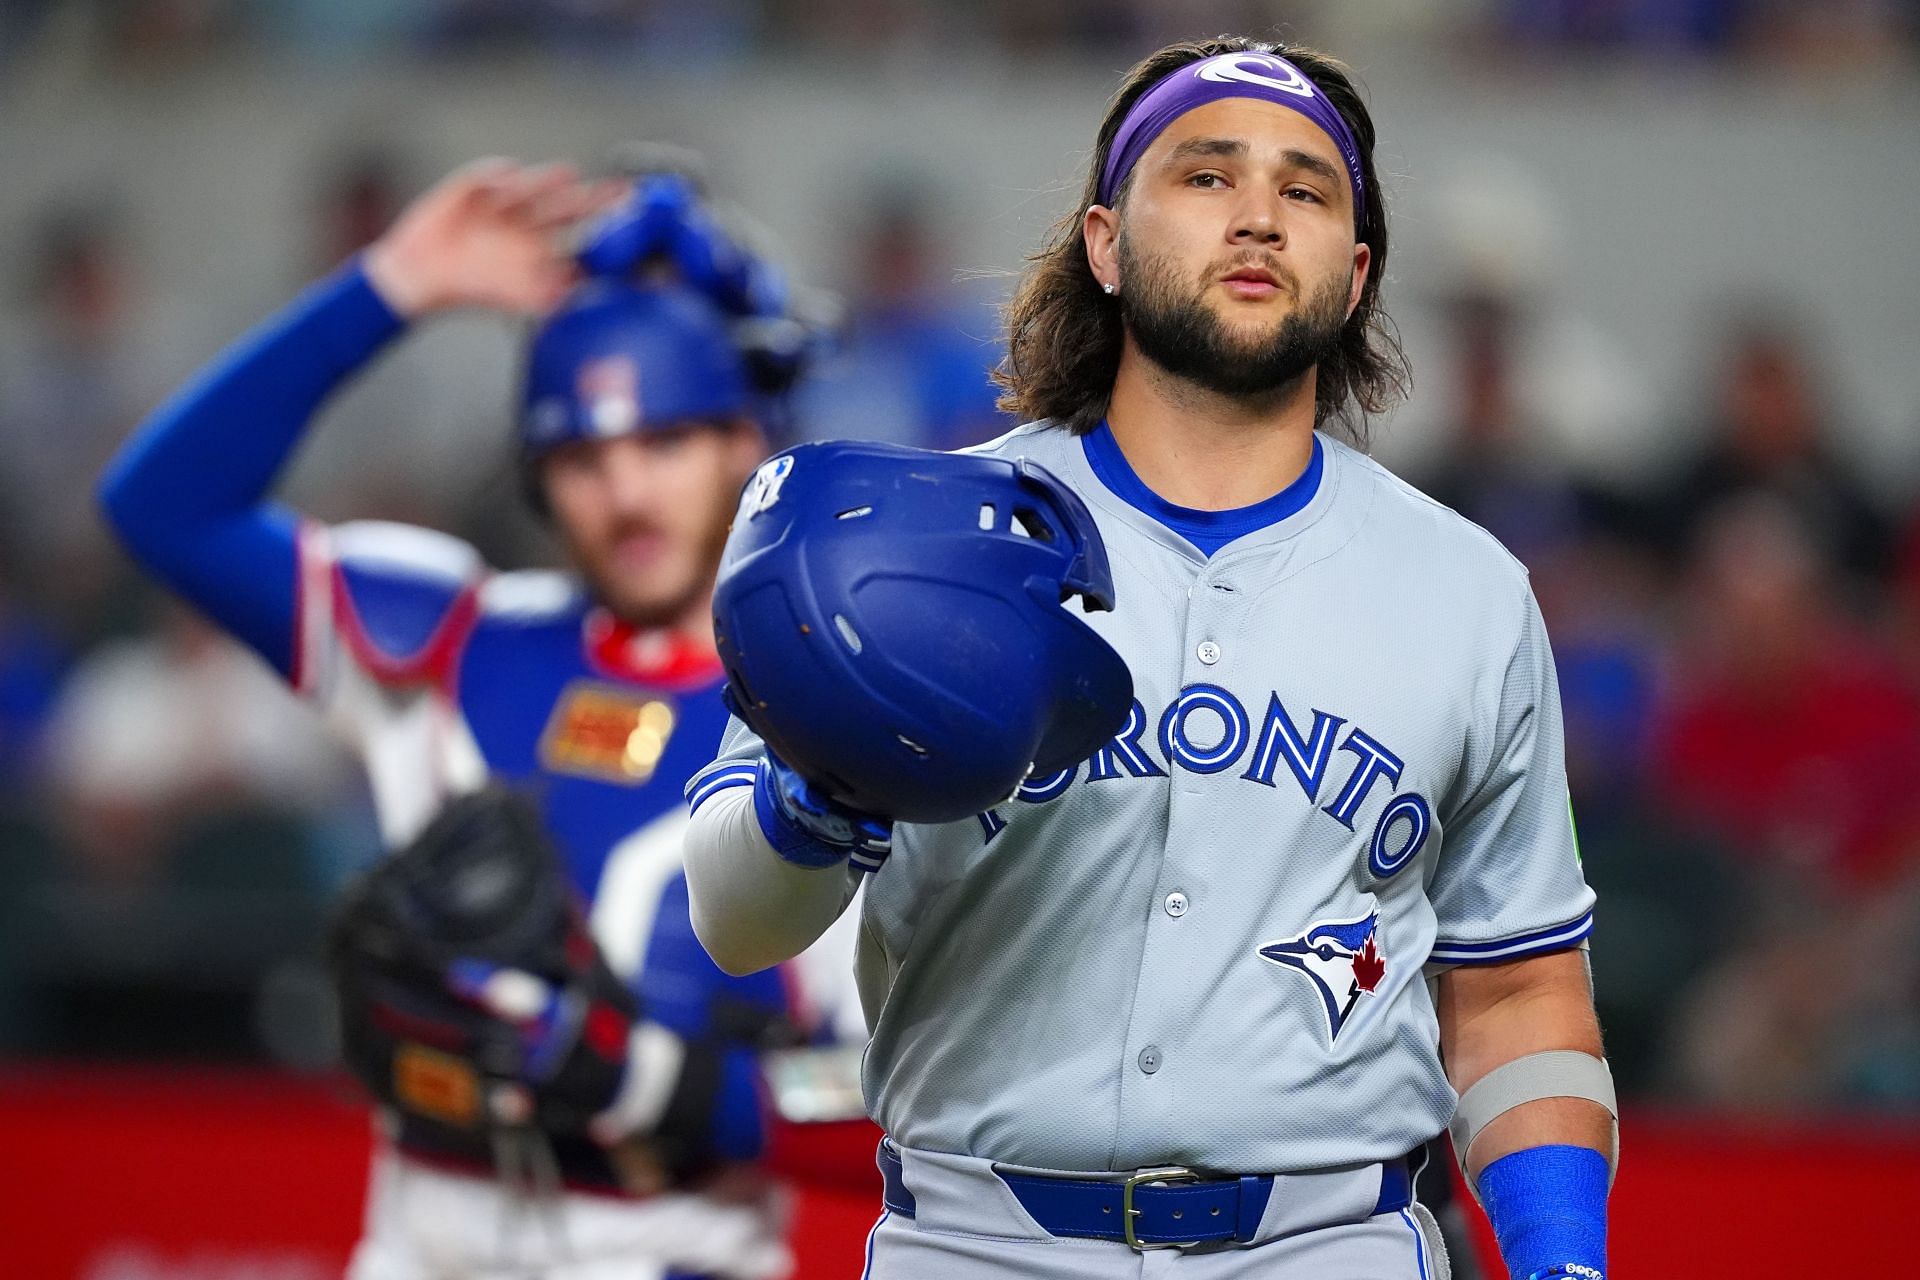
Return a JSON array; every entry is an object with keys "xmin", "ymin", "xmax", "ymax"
[{"xmin": 1102, "ymin": 281, "xmax": 1117, "ymax": 295}]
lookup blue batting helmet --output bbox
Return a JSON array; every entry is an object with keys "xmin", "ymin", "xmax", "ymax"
[
  {"xmin": 713, "ymin": 440, "xmax": 1134, "ymax": 824},
  {"xmin": 519, "ymin": 280, "xmax": 754, "ymax": 457}
]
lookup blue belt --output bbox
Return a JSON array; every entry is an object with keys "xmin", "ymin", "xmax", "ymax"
[{"xmin": 876, "ymin": 1141, "xmax": 1414, "ymax": 1252}]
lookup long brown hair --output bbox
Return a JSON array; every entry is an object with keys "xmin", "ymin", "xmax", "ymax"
[{"xmin": 994, "ymin": 36, "xmax": 1408, "ymax": 446}]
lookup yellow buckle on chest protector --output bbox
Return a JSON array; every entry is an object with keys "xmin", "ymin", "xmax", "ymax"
[{"xmin": 1121, "ymin": 1166, "xmax": 1200, "ymax": 1251}]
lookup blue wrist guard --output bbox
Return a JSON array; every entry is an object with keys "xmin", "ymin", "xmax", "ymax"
[
  {"xmin": 752, "ymin": 753, "xmax": 893, "ymax": 873},
  {"xmin": 1478, "ymin": 1145, "xmax": 1608, "ymax": 1280}
]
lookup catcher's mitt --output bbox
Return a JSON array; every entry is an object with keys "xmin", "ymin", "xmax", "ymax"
[{"xmin": 327, "ymin": 786, "xmax": 635, "ymax": 1142}]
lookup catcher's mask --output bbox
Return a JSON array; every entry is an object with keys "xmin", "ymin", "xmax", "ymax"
[{"xmin": 713, "ymin": 440, "xmax": 1134, "ymax": 824}]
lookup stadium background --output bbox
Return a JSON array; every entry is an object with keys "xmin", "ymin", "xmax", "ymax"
[{"xmin": 1, "ymin": 1, "xmax": 1918, "ymax": 1274}]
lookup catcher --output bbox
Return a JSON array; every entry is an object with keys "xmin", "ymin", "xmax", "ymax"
[{"xmin": 100, "ymin": 157, "xmax": 855, "ymax": 1280}]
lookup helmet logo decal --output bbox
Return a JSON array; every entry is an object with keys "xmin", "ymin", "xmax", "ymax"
[
  {"xmin": 739, "ymin": 455, "xmax": 795, "ymax": 520},
  {"xmin": 577, "ymin": 355, "xmax": 642, "ymax": 438}
]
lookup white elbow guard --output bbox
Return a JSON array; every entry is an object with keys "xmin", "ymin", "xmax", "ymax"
[{"xmin": 1450, "ymin": 1050, "xmax": 1619, "ymax": 1194}]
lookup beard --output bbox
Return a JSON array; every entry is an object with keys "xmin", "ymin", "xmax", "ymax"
[
  {"xmin": 569, "ymin": 499, "xmax": 735, "ymax": 631},
  {"xmin": 1117, "ymin": 233, "xmax": 1350, "ymax": 400}
]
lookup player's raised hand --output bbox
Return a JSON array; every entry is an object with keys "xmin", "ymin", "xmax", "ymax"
[{"xmin": 363, "ymin": 159, "xmax": 628, "ymax": 319}]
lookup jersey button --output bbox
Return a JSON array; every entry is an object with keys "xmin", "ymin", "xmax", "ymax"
[
  {"xmin": 1138, "ymin": 1046, "xmax": 1162, "ymax": 1075},
  {"xmin": 1164, "ymin": 891, "xmax": 1189, "ymax": 918},
  {"xmin": 1196, "ymin": 641, "xmax": 1221, "ymax": 665}
]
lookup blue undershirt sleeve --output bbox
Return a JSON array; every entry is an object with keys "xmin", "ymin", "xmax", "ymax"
[{"xmin": 96, "ymin": 260, "xmax": 407, "ymax": 679}]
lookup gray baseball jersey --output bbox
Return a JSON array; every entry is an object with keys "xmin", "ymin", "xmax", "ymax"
[{"xmin": 686, "ymin": 420, "xmax": 1594, "ymax": 1176}]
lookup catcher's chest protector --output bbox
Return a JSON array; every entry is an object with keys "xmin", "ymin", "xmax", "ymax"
[{"xmin": 299, "ymin": 527, "xmax": 794, "ymax": 1187}]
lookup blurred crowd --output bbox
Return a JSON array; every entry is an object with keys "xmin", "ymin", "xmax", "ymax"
[
  {"xmin": 2, "ymin": 0, "xmax": 1915, "ymax": 68},
  {"xmin": 3, "ymin": 8, "xmax": 1919, "ymax": 1125},
  {"xmin": 1409, "ymin": 278, "xmax": 1920, "ymax": 1110}
]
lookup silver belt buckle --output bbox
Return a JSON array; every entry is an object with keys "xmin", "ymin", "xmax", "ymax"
[{"xmin": 1121, "ymin": 1166, "xmax": 1200, "ymax": 1252}]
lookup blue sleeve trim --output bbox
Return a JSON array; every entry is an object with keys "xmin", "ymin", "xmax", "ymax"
[
  {"xmin": 686, "ymin": 765, "xmax": 759, "ymax": 814},
  {"xmin": 1430, "ymin": 910, "xmax": 1593, "ymax": 965},
  {"xmin": 97, "ymin": 260, "xmax": 406, "ymax": 679}
]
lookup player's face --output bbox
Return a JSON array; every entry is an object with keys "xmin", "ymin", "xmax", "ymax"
[
  {"xmin": 1090, "ymin": 97, "xmax": 1371, "ymax": 398},
  {"xmin": 540, "ymin": 423, "xmax": 763, "ymax": 629}
]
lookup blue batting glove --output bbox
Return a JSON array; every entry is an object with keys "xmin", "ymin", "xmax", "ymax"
[
  {"xmin": 752, "ymin": 751, "xmax": 893, "ymax": 874},
  {"xmin": 1525, "ymin": 1268, "xmax": 1605, "ymax": 1280}
]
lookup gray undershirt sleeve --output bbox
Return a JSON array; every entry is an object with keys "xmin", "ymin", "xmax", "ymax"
[{"xmin": 683, "ymin": 786, "xmax": 862, "ymax": 976}]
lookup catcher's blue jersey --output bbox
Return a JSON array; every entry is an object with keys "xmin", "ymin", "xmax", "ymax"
[{"xmin": 689, "ymin": 419, "xmax": 1595, "ymax": 1173}]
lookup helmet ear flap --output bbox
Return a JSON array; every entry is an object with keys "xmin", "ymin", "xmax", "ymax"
[{"xmin": 1012, "ymin": 459, "xmax": 1117, "ymax": 612}]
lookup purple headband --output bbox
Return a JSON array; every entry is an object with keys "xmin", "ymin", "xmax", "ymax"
[{"xmin": 1098, "ymin": 51, "xmax": 1366, "ymax": 228}]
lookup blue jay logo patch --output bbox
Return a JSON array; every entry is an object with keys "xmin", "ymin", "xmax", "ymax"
[{"xmin": 1258, "ymin": 908, "xmax": 1386, "ymax": 1042}]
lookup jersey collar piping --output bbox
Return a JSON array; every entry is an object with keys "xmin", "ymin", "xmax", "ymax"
[{"xmin": 1080, "ymin": 420, "xmax": 1327, "ymax": 558}]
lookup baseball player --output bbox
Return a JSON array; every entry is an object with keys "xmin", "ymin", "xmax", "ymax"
[
  {"xmin": 683, "ymin": 36, "xmax": 1616, "ymax": 1280},
  {"xmin": 100, "ymin": 159, "xmax": 854, "ymax": 1280}
]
